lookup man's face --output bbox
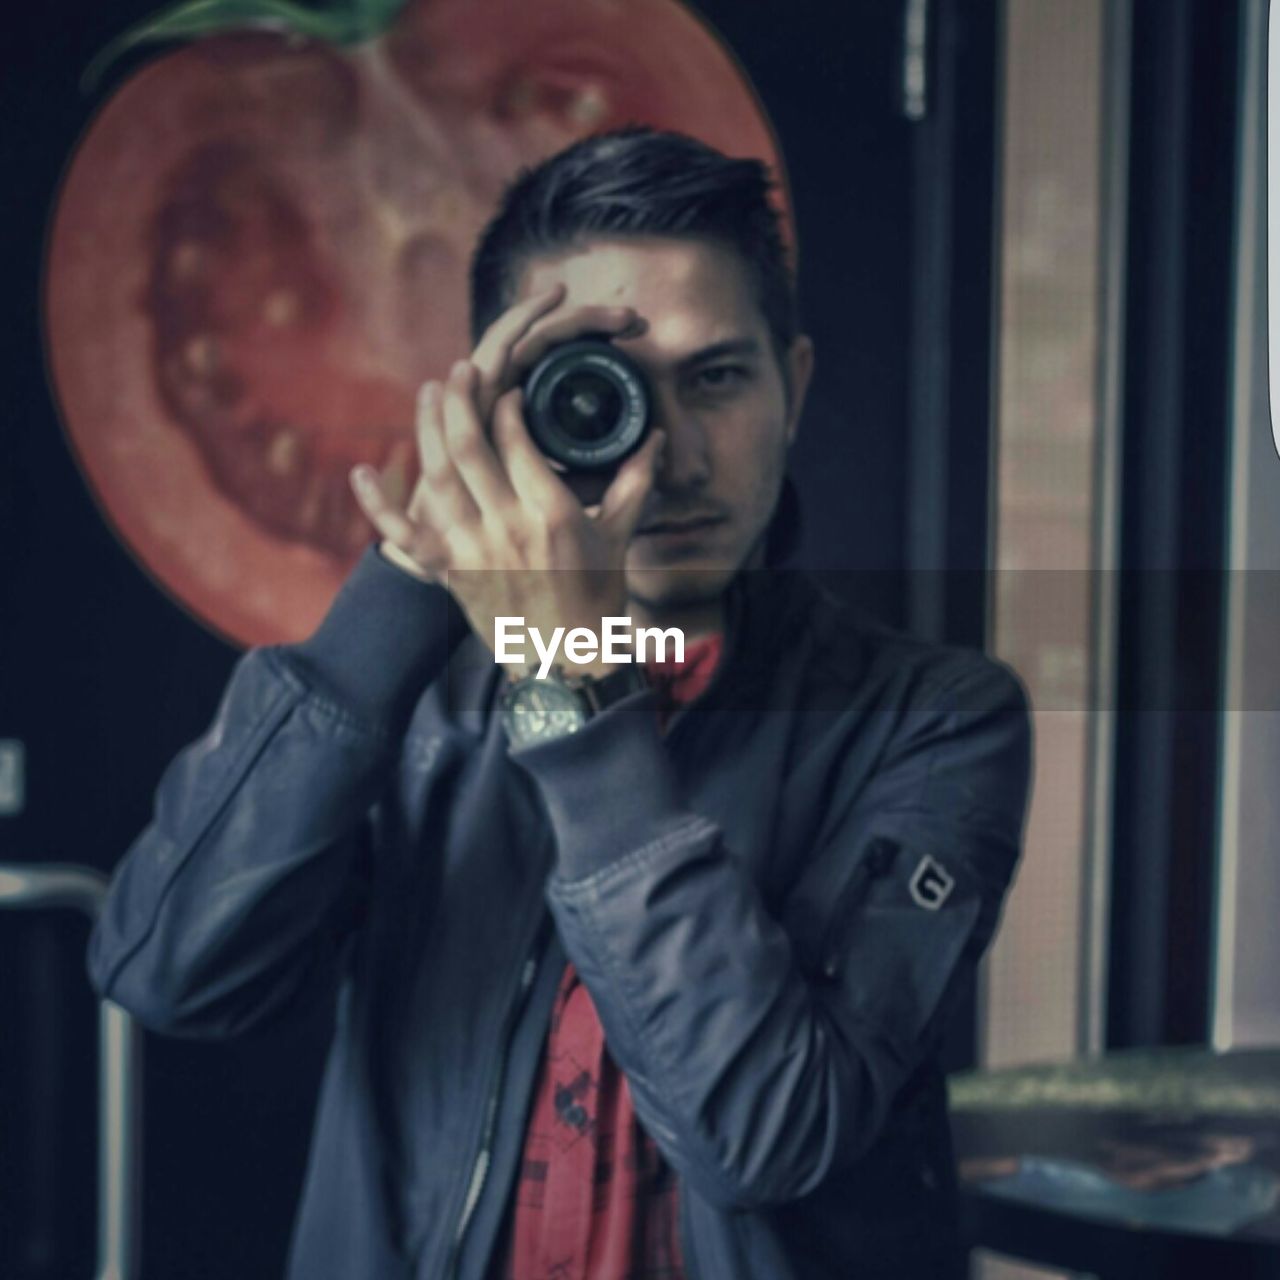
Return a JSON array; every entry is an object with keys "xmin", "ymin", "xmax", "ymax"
[{"xmin": 515, "ymin": 237, "xmax": 813, "ymax": 627}]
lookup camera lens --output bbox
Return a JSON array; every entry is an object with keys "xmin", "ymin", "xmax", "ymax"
[
  {"xmin": 550, "ymin": 368, "xmax": 624, "ymax": 443},
  {"xmin": 523, "ymin": 338, "xmax": 649, "ymax": 472}
]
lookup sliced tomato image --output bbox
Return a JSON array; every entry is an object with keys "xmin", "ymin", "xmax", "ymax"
[{"xmin": 43, "ymin": 0, "xmax": 787, "ymax": 647}]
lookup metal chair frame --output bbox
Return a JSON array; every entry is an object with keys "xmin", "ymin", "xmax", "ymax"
[{"xmin": 0, "ymin": 863, "xmax": 141, "ymax": 1280}]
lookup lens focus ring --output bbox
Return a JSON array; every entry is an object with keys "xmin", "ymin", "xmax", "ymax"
[{"xmin": 523, "ymin": 338, "xmax": 650, "ymax": 472}]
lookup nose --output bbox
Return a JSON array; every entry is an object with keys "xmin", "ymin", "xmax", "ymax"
[{"xmin": 649, "ymin": 387, "xmax": 711, "ymax": 492}]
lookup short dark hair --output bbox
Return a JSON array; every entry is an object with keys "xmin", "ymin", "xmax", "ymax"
[{"xmin": 468, "ymin": 126, "xmax": 799, "ymax": 362}]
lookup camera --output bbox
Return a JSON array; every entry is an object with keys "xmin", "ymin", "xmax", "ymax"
[{"xmin": 522, "ymin": 338, "xmax": 651, "ymax": 472}]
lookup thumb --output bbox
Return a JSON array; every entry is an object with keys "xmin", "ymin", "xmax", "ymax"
[{"xmin": 598, "ymin": 430, "xmax": 665, "ymax": 540}]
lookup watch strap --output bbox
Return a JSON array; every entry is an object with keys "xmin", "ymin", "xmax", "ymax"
[{"xmin": 565, "ymin": 662, "xmax": 652, "ymax": 716}]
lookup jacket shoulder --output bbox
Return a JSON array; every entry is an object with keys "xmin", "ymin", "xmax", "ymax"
[{"xmin": 786, "ymin": 573, "xmax": 1030, "ymax": 724}]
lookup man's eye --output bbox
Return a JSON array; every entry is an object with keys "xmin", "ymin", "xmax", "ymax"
[{"xmin": 692, "ymin": 364, "xmax": 748, "ymax": 391}]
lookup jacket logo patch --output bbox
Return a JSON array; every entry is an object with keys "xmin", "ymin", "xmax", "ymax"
[{"xmin": 908, "ymin": 855, "xmax": 955, "ymax": 910}]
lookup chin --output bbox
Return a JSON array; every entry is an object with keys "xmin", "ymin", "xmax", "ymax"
[{"xmin": 624, "ymin": 561, "xmax": 738, "ymax": 616}]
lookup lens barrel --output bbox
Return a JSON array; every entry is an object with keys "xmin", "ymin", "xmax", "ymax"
[{"xmin": 523, "ymin": 338, "xmax": 650, "ymax": 472}]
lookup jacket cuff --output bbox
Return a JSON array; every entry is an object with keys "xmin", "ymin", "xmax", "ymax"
[
  {"xmin": 284, "ymin": 542, "xmax": 469, "ymax": 729},
  {"xmin": 509, "ymin": 689, "xmax": 688, "ymax": 879}
]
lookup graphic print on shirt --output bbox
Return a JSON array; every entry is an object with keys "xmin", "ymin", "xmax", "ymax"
[{"xmin": 496, "ymin": 965, "xmax": 685, "ymax": 1279}]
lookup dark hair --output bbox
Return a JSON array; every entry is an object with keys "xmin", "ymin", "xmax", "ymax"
[{"xmin": 468, "ymin": 126, "xmax": 799, "ymax": 363}]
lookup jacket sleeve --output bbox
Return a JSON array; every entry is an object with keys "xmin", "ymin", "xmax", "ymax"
[
  {"xmin": 86, "ymin": 544, "xmax": 468, "ymax": 1038},
  {"xmin": 510, "ymin": 653, "xmax": 1032, "ymax": 1210}
]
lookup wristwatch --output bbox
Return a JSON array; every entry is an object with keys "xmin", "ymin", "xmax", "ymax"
[{"xmin": 500, "ymin": 664, "xmax": 651, "ymax": 748}]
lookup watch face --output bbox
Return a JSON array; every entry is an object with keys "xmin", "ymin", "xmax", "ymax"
[{"xmin": 504, "ymin": 679, "xmax": 586, "ymax": 745}]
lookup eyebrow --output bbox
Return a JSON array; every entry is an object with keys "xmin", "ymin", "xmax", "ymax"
[{"xmin": 675, "ymin": 338, "xmax": 763, "ymax": 370}]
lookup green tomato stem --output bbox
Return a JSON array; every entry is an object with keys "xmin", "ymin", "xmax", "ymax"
[{"xmin": 82, "ymin": 0, "xmax": 408, "ymax": 94}]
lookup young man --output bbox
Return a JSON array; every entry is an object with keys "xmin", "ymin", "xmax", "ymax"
[{"xmin": 88, "ymin": 129, "xmax": 1033, "ymax": 1280}]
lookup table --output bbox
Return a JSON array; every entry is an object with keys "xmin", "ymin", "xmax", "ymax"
[{"xmin": 947, "ymin": 1046, "xmax": 1280, "ymax": 1279}]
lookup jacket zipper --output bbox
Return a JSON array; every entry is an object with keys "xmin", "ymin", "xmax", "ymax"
[
  {"xmin": 676, "ymin": 1178, "xmax": 701, "ymax": 1280},
  {"xmin": 443, "ymin": 915, "xmax": 548, "ymax": 1280},
  {"xmin": 661, "ymin": 576, "xmax": 755, "ymax": 1276},
  {"xmin": 660, "ymin": 574, "xmax": 751, "ymax": 743},
  {"xmin": 820, "ymin": 837, "xmax": 900, "ymax": 978}
]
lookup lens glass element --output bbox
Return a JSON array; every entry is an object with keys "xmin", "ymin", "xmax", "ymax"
[{"xmin": 549, "ymin": 369, "xmax": 624, "ymax": 443}]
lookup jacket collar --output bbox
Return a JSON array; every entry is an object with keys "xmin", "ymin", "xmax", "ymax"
[{"xmin": 699, "ymin": 567, "xmax": 818, "ymax": 706}]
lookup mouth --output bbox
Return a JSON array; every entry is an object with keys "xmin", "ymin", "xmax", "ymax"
[{"xmin": 635, "ymin": 514, "xmax": 725, "ymax": 538}]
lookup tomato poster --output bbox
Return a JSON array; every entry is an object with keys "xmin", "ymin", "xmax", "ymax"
[{"xmin": 42, "ymin": 0, "xmax": 785, "ymax": 648}]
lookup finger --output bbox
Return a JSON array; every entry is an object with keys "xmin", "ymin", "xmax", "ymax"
[
  {"xmin": 508, "ymin": 307, "xmax": 647, "ymax": 377},
  {"xmin": 470, "ymin": 284, "xmax": 567, "ymax": 392},
  {"xmin": 378, "ymin": 434, "xmax": 416, "ymax": 511},
  {"xmin": 441, "ymin": 361, "xmax": 518, "ymax": 520},
  {"xmin": 563, "ymin": 471, "xmax": 614, "ymax": 508},
  {"xmin": 349, "ymin": 465, "xmax": 424, "ymax": 551},
  {"xmin": 598, "ymin": 431, "xmax": 666, "ymax": 540},
  {"xmin": 491, "ymin": 387, "xmax": 579, "ymax": 520},
  {"xmin": 414, "ymin": 378, "xmax": 481, "ymax": 532}
]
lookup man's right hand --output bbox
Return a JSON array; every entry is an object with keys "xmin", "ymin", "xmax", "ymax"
[
  {"xmin": 377, "ymin": 538, "xmax": 436, "ymax": 582},
  {"xmin": 349, "ymin": 282, "xmax": 648, "ymax": 584}
]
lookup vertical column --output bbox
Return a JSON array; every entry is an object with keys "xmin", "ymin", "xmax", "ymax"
[
  {"xmin": 976, "ymin": 1, "xmax": 1126, "ymax": 1275},
  {"xmin": 1214, "ymin": 0, "xmax": 1280, "ymax": 1051}
]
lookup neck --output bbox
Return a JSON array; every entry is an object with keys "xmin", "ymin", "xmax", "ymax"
[{"xmin": 628, "ymin": 592, "xmax": 725, "ymax": 640}]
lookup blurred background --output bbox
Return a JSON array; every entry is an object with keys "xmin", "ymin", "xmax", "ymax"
[{"xmin": 2, "ymin": 0, "xmax": 1277, "ymax": 1277}]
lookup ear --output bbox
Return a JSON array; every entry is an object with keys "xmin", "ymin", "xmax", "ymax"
[{"xmin": 783, "ymin": 334, "xmax": 815, "ymax": 446}]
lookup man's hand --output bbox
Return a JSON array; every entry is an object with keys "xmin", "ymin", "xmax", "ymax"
[{"xmin": 348, "ymin": 285, "xmax": 666, "ymax": 676}]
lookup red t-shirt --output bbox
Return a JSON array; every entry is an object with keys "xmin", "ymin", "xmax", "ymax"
[{"xmin": 490, "ymin": 634, "xmax": 724, "ymax": 1280}]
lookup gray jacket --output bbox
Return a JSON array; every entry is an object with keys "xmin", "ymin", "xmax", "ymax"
[{"xmin": 87, "ymin": 544, "xmax": 1033, "ymax": 1279}]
